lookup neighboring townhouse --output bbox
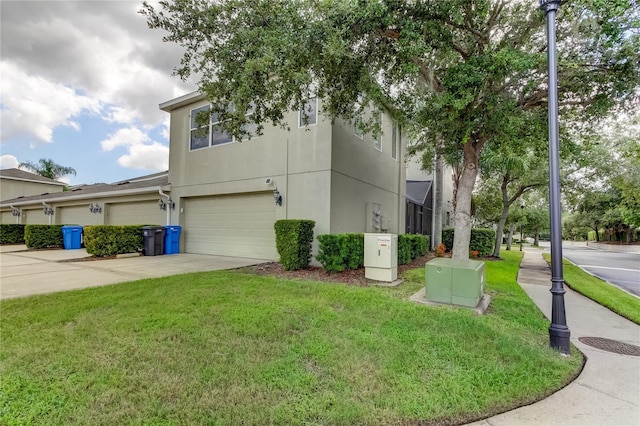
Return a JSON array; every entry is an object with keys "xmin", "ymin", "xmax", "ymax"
[
  {"xmin": 0, "ymin": 169, "xmax": 66, "ymax": 202},
  {"xmin": 405, "ymin": 157, "xmax": 456, "ymax": 238},
  {"xmin": 0, "ymin": 172, "xmax": 171, "ymax": 226},
  {"xmin": 160, "ymin": 91, "xmax": 406, "ymax": 260}
]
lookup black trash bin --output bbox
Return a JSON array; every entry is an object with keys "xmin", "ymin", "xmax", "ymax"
[{"xmin": 141, "ymin": 226, "xmax": 166, "ymax": 256}]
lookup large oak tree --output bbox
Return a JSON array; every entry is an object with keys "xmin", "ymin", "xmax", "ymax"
[{"xmin": 143, "ymin": 0, "xmax": 639, "ymax": 259}]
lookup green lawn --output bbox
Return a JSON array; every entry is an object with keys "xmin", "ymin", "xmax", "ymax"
[
  {"xmin": 1, "ymin": 251, "xmax": 582, "ymax": 425},
  {"xmin": 543, "ymin": 253, "xmax": 640, "ymax": 325}
]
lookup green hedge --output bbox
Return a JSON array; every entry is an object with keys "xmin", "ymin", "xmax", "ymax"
[
  {"xmin": 274, "ymin": 220, "xmax": 315, "ymax": 271},
  {"xmin": 441, "ymin": 228, "xmax": 495, "ymax": 257},
  {"xmin": 84, "ymin": 225, "xmax": 146, "ymax": 257},
  {"xmin": 24, "ymin": 225, "xmax": 64, "ymax": 249},
  {"xmin": 0, "ymin": 224, "xmax": 25, "ymax": 244},
  {"xmin": 317, "ymin": 233, "xmax": 429, "ymax": 271},
  {"xmin": 316, "ymin": 233, "xmax": 365, "ymax": 273}
]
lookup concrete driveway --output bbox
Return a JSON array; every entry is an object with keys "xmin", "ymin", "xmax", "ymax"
[{"xmin": 0, "ymin": 245, "xmax": 268, "ymax": 300}]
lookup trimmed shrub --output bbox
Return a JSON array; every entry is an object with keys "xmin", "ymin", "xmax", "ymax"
[
  {"xmin": 24, "ymin": 225, "xmax": 63, "ymax": 249},
  {"xmin": 397, "ymin": 234, "xmax": 413, "ymax": 265},
  {"xmin": 441, "ymin": 227, "xmax": 495, "ymax": 257},
  {"xmin": 345, "ymin": 233, "xmax": 365, "ymax": 270},
  {"xmin": 316, "ymin": 234, "xmax": 349, "ymax": 272},
  {"xmin": 84, "ymin": 225, "xmax": 145, "ymax": 257},
  {"xmin": 316, "ymin": 233, "xmax": 364, "ymax": 272},
  {"xmin": 274, "ymin": 219, "xmax": 315, "ymax": 271},
  {"xmin": 0, "ymin": 224, "xmax": 26, "ymax": 244}
]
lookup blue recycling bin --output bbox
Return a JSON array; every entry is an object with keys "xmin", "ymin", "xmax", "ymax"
[
  {"xmin": 164, "ymin": 225, "xmax": 182, "ymax": 254},
  {"xmin": 62, "ymin": 225, "xmax": 83, "ymax": 249}
]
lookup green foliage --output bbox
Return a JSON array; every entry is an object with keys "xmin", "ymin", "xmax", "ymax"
[
  {"xmin": 316, "ymin": 234, "xmax": 364, "ymax": 273},
  {"xmin": 274, "ymin": 220, "xmax": 316, "ymax": 271},
  {"xmin": 84, "ymin": 226, "xmax": 145, "ymax": 257},
  {"xmin": 24, "ymin": 225, "xmax": 63, "ymax": 249},
  {"xmin": 344, "ymin": 233, "xmax": 365, "ymax": 270},
  {"xmin": 398, "ymin": 234, "xmax": 430, "ymax": 264},
  {"xmin": 442, "ymin": 228, "xmax": 495, "ymax": 256},
  {"xmin": 397, "ymin": 235, "xmax": 413, "ymax": 265},
  {"xmin": 18, "ymin": 158, "xmax": 76, "ymax": 180},
  {"xmin": 0, "ymin": 224, "xmax": 25, "ymax": 244}
]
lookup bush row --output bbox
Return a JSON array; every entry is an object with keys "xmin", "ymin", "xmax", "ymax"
[
  {"xmin": 274, "ymin": 220, "xmax": 316, "ymax": 271},
  {"xmin": 316, "ymin": 233, "xmax": 430, "ymax": 272},
  {"xmin": 316, "ymin": 233, "xmax": 365, "ymax": 272},
  {"xmin": 24, "ymin": 225, "xmax": 64, "ymax": 249},
  {"xmin": 442, "ymin": 227, "xmax": 495, "ymax": 256},
  {"xmin": 84, "ymin": 225, "xmax": 148, "ymax": 257},
  {"xmin": 398, "ymin": 234, "xmax": 430, "ymax": 265},
  {"xmin": 0, "ymin": 224, "xmax": 26, "ymax": 244}
]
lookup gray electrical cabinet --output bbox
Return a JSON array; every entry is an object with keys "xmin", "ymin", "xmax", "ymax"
[
  {"xmin": 364, "ymin": 233, "xmax": 398, "ymax": 282},
  {"xmin": 425, "ymin": 258, "xmax": 485, "ymax": 307}
]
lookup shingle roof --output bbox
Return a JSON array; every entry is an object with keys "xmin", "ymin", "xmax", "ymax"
[
  {"xmin": 0, "ymin": 172, "xmax": 169, "ymax": 207},
  {"xmin": 0, "ymin": 168, "xmax": 66, "ymax": 185},
  {"xmin": 406, "ymin": 180, "xmax": 432, "ymax": 205}
]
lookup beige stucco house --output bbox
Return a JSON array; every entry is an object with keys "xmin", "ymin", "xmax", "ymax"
[
  {"xmin": 160, "ymin": 91, "xmax": 406, "ymax": 260},
  {"xmin": 0, "ymin": 169, "xmax": 66, "ymax": 204},
  {"xmin": 0, "ymin": 172, "xmax": 170, "ymax": 227}
]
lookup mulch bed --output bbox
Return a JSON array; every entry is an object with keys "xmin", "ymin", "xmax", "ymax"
[{"xmin": 243, "ymin": 253, "xmax": 439, "ymax": 286}]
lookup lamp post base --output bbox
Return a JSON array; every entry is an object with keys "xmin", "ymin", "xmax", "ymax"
[{"xmin": 549, "ymin": 324, "xmax": 571, "ymax": 354}]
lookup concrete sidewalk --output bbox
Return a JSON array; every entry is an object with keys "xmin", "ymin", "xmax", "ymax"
[
  {"xmin": 0, "ymin": 245, "xmax": 267, "ymax": 300},
  {"xmin": 469, "ymin": 247, "xmax": 640, "ymax": 426}
]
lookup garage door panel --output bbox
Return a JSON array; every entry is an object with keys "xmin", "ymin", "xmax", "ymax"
[
  {"xmin": 184, "ymin": 193, "xmax": 277, "ymax": 259},
  {"xmin": 58, "ymin": 206, "xmax": 98, "ymax": 225},
  {"xmin": 107, "ymin": 202, "xmax": 164, "ymax": 225}
]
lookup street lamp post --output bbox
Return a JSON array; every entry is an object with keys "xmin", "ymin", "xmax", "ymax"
[
  {"xmin": 540, "ymin": 0, "xmax": 571, "ymax": 354},
  {"xmin": 520, "ymin": 205, "xmax": 524, "ymax": 252}
]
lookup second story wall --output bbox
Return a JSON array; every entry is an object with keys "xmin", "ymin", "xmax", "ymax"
[{"xmin": 165, "ymin": 94, "xmax": 333, "ymax": 190}]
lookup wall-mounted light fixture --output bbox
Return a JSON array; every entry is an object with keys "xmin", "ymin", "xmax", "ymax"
[
  {"xmin": 89, "ymin": 202, "xmax": 102, "ymax": 214},
  {"xmin": 43, "ymin": 206, "xmax": 54, "ymax": 215},
  {"xmin": 158, "ymin": 197, "xmax": 175, "ymax": 211},
  {"xmin": 273, "ymin": 188, "xmax": 283, "ymax": 206},
  {"xmin": 11, "ymin": 208, "xmax": 21, "ymax": 217}
]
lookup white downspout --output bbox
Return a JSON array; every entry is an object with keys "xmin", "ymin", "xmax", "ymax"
[
  {"xmin": 10, "ymin": 204, "xmax": 21, "ymax": 224},
  {"xmin": 159, "ymin": 188, "xmax": 171, "ymax": 226},
  {"xmin": 42, "ymin": 201, "xmax": 53, "ymax": 225}
]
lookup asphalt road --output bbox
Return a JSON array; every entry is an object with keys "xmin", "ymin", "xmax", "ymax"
[{"xmin": 559, "ymin": 243, "xmax": 640, "ymax": 297}]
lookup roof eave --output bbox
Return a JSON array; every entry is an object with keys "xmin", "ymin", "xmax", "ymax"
[{"xmin": 159, "ymin": 91, "xmax": 206, "ymax": 112}]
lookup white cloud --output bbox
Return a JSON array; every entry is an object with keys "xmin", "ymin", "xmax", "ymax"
[
  {"xmin": 0, "ymin": 63, "xmax": 101, "ymax": 144},
  {"xmin": 0, "ymin": 155, "xmax": 20, "ymax": 169},
  {"xmin": 0, "ymin": 0, "xmax": 192, "ymax": 145},
  {"xmin": 100, "ymin": 126, "xmax": 168, "ymax": 171},
  {"xmin": 117, "ymin": 142, "xmax": 169, "ymax": 171},
  {"xmin": 100, "ymin": 127, "xmax": 151, "ymax": 151}
]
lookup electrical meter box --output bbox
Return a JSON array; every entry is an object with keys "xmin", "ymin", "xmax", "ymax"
[
  {"xmin": 425, "ymin": 258, "xmax": 485, "ymax": 307},
  {"xmin": 364, "ymin": 233, "xmax": 398, "ymax": 282}
]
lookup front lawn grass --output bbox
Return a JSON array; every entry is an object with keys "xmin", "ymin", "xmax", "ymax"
[
  {"xmin": 1, "ymin": 251, "xmax": 582, "ymax": 425},
  {"xmin": 543, "ymin": 253, "xmax": 640, "ymax": 324}
]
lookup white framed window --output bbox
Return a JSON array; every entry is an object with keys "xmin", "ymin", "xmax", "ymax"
[
  {"xmin": 391, "ymin": 122, "xmax": 399, "ymax": 160},
  {"xmin": 353, "ymin": 117, "xmax": 364, "ymax": 139},
  {"xmin": 374, "ymin": 111, "xmax": 382, "ymax": 151},
  {"xmin": 189, "ymin": 103, "xmax": 256, "ymax": 150},
  {"xmin": 298, "ymin": 96, "xmax": 318, "ymax": 127}
]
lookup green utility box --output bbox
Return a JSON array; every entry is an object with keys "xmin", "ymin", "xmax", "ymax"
[{"xmin": 425, "ymin": 258, "xmax": 485, "ymax": 307}]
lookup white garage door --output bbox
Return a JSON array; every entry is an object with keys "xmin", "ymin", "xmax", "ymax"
[
  {"xmin": 184, "ymin": 192, "xmax": 277, "ymax": 259},
  {"xmin": 107, "ymin": 201, "xmax": 164, "ymax": 225},
  {"xmin": 58, "ymin": 205, "xmax": 98, "ymax": 226},
  {"xmin": 24, "ymin": 209, "xmax": 48, "ymax": 224},
  {"xmin": 1, "ymin": 211, "xmax": 16, "ymax": 224}
]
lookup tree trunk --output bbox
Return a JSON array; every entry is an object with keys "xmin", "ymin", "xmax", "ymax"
[
  {"xmin": 452, "ymin": 137, "xmax": 484, "ymax": 260},
  {"xmin": 433, "ymin": 151, "xmax": 444, "ymax": 249},
  {"xmin": 506, "ymin": 224, "xmax": 515, "ymax": 250},
  {"xmin": 534, "ymin": 228, "xmax": 539, "ymax": 246},
  {"xmin": 492, "ymin": 182, "xmax": 511, "ymax": 257}
]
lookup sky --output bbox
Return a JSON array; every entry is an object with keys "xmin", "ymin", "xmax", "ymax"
[{"xmin": 0, "ymin": 0, "xmax": 194, "ymax": 185}]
